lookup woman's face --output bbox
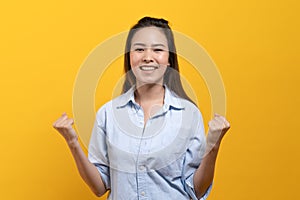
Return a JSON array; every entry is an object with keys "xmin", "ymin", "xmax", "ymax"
[{"xmin": 130, "ymin": 27, "xmax": 169, "ymax": 87}]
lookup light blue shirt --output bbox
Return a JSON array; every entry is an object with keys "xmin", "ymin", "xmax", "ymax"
[{"xmin": 88, "ymin": 86, "xmax": 212, "ymax": 200}]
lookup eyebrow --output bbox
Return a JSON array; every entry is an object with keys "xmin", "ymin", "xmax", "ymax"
[{"xmin": 132, "ymin": 43, "xmax": 167, "ymax": 47}]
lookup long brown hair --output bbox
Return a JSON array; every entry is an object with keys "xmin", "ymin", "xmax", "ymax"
[{"xmin": 122, "ymin": 16, "xmax": 194, "ymax": 104}]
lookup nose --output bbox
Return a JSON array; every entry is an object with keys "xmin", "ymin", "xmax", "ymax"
[{"xmin": 142, "ymin": 49, "xmax": 154, "ymax": 63}]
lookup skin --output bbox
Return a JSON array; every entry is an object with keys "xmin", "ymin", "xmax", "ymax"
[
  {"xmin": 194, "ymin": 113, "xmax": 230, "ymax": 198},
  {"xmin": 53, "ymin": 113, "xmax": 106, "ymax": 197},
  {"xmin": 53, "ymin": 26, "xmax": 230, "ymax": 198},
  {"xmin": 130, "ymin": 27, "xmax": 169, "ymax": 123},
  {"xmin": 130, "ymin": 26, "xmax": 169, "ymax": 87}
]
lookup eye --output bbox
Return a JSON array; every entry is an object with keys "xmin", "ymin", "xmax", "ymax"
[
  {"xmin": 134, "ymin": 48, "xmax": 144, "ymax": 52},
  {"xmin": 154, "ymin": 48, "xmax": 164, "ymax": 52}
]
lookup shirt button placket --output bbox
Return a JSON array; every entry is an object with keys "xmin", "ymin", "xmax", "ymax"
[
  {"xmin": 137, "ymin": 163, "xmax": 147, "ymax": 199},
  {"xmin": 137, "ymin": 144, "xmax": 148, "ymax": 199},
  {"xmin": 137, "ymin": 119, "xmax": 148, "ymax": 200}
]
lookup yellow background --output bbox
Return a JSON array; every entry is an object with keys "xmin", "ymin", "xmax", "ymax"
[{"xmin": 1, "ymin": 0, "xmax": 299, "ymax": 199}]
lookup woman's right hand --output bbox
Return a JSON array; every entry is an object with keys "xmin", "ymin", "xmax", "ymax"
[{"xmin": 53, "ymin": 113, "xmax": 78, "ymax": 147}]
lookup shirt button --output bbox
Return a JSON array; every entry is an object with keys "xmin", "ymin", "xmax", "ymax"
[
  {"xmin": 139, "ymin": 165, "xmax": 145, "ymax": 171},
  {"xmin": 141, "ymin": 191, "xmax": 145, "ymax": 196}
]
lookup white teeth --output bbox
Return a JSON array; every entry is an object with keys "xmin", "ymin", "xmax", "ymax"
[{"xmin": 139, "ymin": 66, "xmax": 158, "ymax": 71}]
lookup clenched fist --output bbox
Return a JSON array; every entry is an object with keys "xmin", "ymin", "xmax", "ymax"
[
  {"xmin": 206, "ymin": 113, "xmax": 230, "ymax": 153},
  {"xmin": 53, "ymin": 113, "xmax": 78, "ymax": 147}
]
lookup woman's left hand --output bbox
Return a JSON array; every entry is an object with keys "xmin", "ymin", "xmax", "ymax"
[{"xmin": 206, "ymin": 113, "xmax": 230, "ymax": 153}]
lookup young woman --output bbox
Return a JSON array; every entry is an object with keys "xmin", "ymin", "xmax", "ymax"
[{"xmin": 53, "ymin": 17, "xmax": 230, "ymax": 200}]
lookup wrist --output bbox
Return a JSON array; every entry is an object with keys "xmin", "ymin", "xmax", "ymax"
[
  {"xmin": 205, "ymin": 141, "xmax": 220, "ymax": 155},
  {"xmin": 67, "ymin": 137, "xmax": 80, "ymax": 149}
]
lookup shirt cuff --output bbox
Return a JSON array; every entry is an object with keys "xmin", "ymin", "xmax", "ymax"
[
  {"xmin": 185, "ymin": 174, "xmax": 212, "ymax": 200},
  {"xmin": 94, "ymin": 163, "xmax": 111, "ymax": 190}
]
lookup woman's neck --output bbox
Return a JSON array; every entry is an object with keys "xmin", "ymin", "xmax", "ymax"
[{"xmin": 134, "ymin": 83, "xmax": 165, "ymax": 105}]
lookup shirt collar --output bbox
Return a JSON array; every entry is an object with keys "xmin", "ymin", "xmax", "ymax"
[{"xmin": 115, "ymin": 85, "xmax": 185, "ymax": 110}]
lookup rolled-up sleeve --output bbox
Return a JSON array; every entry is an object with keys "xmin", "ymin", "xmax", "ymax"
[
  {"xmin": 182, "ymin": 110, "xmax": 212, "ymax": 200},
  {"xmin": 88, "ymin": 106, "xmax": 111, "ymax": 190},
  {"xmin": 185, "ymin": 175, "xmax": 212, "ymax": 200}
]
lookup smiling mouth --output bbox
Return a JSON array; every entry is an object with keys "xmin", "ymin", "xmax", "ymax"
[{"xmin": 139, "ymin": 65, "xmax": 159, "ymax": 71}]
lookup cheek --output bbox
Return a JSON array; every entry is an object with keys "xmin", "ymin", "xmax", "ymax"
[
  {"xmin": 129, "ymin": 52, "xmax": 141, "ymax": 68},
  {"xmin": 157, "ymin": 52, "xmax": 169, "ymax": 64}
]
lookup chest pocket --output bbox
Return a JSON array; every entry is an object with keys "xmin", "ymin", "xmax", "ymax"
[{"xmin": 155, "ymin": 155, "xmax": 184, "ymax": 180}]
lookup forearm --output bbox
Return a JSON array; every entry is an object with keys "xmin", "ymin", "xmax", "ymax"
[
  {"xmin": 68, "ymin": 141, "xmax": 107, "ymax": 197},
  {"xmin": 193, "ymin": 113, "xmax": 230, "ymax": 198},
  {"xmin": 193, "ymin": 143, "xmax": 220, "ymax": 198},
  {"xmin": 53, "ymin": 113, "xmax": 107, "ymax": 196}
]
